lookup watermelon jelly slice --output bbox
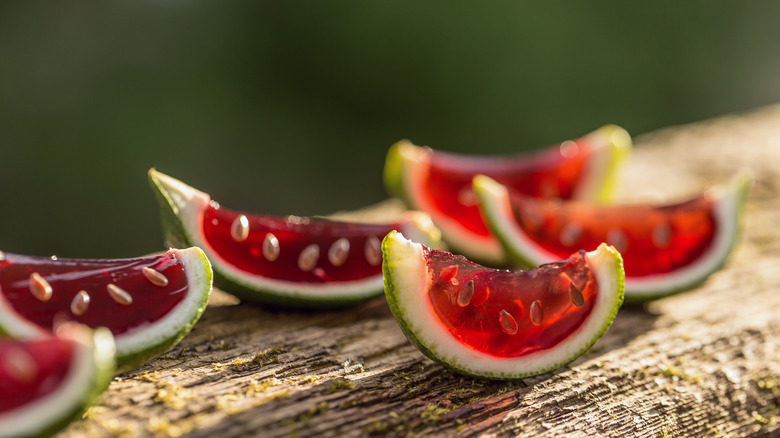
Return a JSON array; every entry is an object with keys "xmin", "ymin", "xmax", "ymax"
[
  {"xmin": 473, "ymin": 172, "xmax": 751, "ymax": 301},
  {"xmin": 382, "ymin": 231, "xmax": 624, "ymax": 380},
  {"xmin": 148, "ymin": 169, "xmax": 441, "ymax": 307},
  {"xmin": 383, "ymin": 125, "xmax": 632, "ymax": 266},
  {"xmin": 0, "ymin": 247, "xmax": 212, "ymax": 371},
  {"xmin": 0, "ymin": 324, "xmax": 114, "ymax": 438}
]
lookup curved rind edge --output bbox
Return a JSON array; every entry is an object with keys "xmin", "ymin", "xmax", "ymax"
[
  {"xmin": 0, "ymin": 244, "xmax": 212, "ymax": 372},
  {"xmin": 472, "ymin": 174, "xmax": 552, "ymax": 270},
  {"xmin": 475, "ymin": 170, "xmax": 752, "ymax": 302},
  {"xmin": 383, "ymin": 140, "xmax": 409, "ymax": 203},
  {"xmin": 622, "ymin": 169, "xmax": 753, "ymax": 302},
  {"xmin": 0, "ymin": 327, "xmax": 115, "ymax": 438},
  {"xmin": 114, "ymin": 247, "xmax": 213, "ymax": 372},
  {"xmin": 149, "ymin": 169, "xmax": 435, "ymax": 308},
  {"xmin": 575, "ymin": 124, "xmax": 633, "ymax": 204},
  {"xmin": 385, "ymin": 142, "xmax": 506, "ymax": 266},
  {"xmin": 382, "ymin": 231, "xmax": 624, "ymax": 380}
]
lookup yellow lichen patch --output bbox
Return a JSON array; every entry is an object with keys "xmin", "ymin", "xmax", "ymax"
[
  {"xmin": 153, "ymin": 379, "xmax": 195, "ymax": 410},
  {"xmin": 246, "ymin": 378, "xmax": 280, "ymax": 395},
  {"xmin": 147, "ymin": 416, "xmax": 195, "ymax": 438},
  {"xmin": 421, "ymin": 404, "xmax": 451, "ymax": 422},
  {"xmin": 82, "ymin": 405, "xmax": 108, "ymax": 419},
  {"xmin": 752, "ymin": 411, "xmax": 771, "ymax": 425},
  {"xmin": 647, "ymin": 361, "xmax": 703, "ymax": 384},
  {"xmin": 253, "ymin": 347, "xmax": 285, "ymax": 366},
  {"xmin": 327, "ymin": 378, "xmax": 355, "ymax": 393},
  {"xmin": 216, "ymin": 394, "xmax": 243, "ymax": 415},
  {"xmin": 97, "ymin": 417, "xmax": 140, "ymax": 438},
  {"xmin": 228, "ymin": 356, "xmax": 253, "ymax": 370}
]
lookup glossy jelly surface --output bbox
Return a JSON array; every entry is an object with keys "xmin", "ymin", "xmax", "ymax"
[
  {"xmin": 511, "ymin": 193, "xmax": 716, "ymax": 276},
  {"xmin": 425, "ymin": 247, "xmax": 596, "ymax": 358},
  {"xmin": 0, "ymin": 337, "xmax": 73, "ymax": 412},
  {"xmin": 422, "ymin": 138, "xmax": 594, "ymax": 238},
  {"xmin": 0, "ymin": 252, "xmax": 188, "ymax": 335}
]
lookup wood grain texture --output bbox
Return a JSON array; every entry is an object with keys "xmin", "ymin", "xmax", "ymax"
[{"xmin": 60, "ymin": 105, "xmax": 780, "ymax": 438}]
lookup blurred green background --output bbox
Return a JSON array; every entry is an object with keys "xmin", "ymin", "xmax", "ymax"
[{"xmin": 2, "ymin": 1, "xmax": 780, "ymax": 258}]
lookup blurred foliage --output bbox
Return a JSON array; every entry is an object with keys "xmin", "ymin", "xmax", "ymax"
[{"xmin": 1, "ymin": 1, "xmax": 780, "ymax": 257}]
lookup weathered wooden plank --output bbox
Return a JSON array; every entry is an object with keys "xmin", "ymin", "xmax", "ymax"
[{"xmin": 60, "ymin": 105, "xmax": 780, "ymax": 437}]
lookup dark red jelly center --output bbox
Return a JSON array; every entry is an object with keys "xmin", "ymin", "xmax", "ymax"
[
  {"xmin": 425, "ymin": 248, "xmax": 596, "ymax": 358},
  {"xmin": 202, "ymin": 204, "xmax": 395, "ymax": 282},
  {"xmin": 423, "ymin": 137, "xmax": 593, "ymax": 238},
  {"xmin": 511, "ymin": 193, "xmax": 717, "ymax": 277},
  {"xmin": 0, "ymin": 338, "xmax": 73, "ymax": 412},
  {"xmin": 0, "ymin": 252, "xmax": 188, "ymax": 335}
]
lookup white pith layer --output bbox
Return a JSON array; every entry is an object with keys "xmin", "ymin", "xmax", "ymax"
[
  {"xmin": 397, "ymin": 142, "xmax": 503, "ymax": 265},
  {"xmin": 0, "ymin": 328, "xmax": 114, "ymax": 437},
  {"xmin": 474, "ymin": 172, "xmax": 749, "ymax": 298},
  {"xmin": 624, "ymin": 173, "xmax": 749, "ymax": 297},
  {"xmin": 0, "ymin": 248, "xmax": 211, "ymax": 360},
  {"xmin": 384, "ymin": 232, "xmax": 622, "ymax": 378},
  {"xmin": 396, "ymin": 125, "xmax": 629, "ymax": 266},
  {"xmin": 0, "ymin": 292, "xmax": 47, "ymax": 340},
  {"xmin": 116, "ymin": 247, "xmax": 212, "ymax": 356},
  {"xmin": 150, "ymin": 170, "xmax": 434, "ymax": 301},
  {"xmin": 572, "ymin": 125, "xmax": 632, "ymax": 203}
]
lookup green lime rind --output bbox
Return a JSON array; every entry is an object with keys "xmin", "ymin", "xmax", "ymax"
[
  {"xmin": 113, "ymin": 248, "xmax": 213, "ymax": 372},
  {"xmin": 380, "ymin": 127, "xmax": 632, "ymax": 267},
  {"xmin": 580, "ymin": 124, "xmax": 633, "ymax": 204},
  {"xmin": 149, "ymin": 169, "xmax": 382, "ymax": 308},
  {"xmin": 382, "ymin": 140, "xmax": 408, "ymax": 203},
  {"xmin": 0, "ymin": 248, "xmax": 212, "ymax": 373},
  {"xmin": 382, "ymin": 231, "xmax": 624, "ymax": 380},
  {"xmin": 621, "ymin": 170, "xmax": 752, "ymax": 303},
  {"xmin": 472, "ymin": 174, "xmax": 549, "ymax": 271},
  {"xmin": 149, "ymin": 169, "xmax": 440, "ymax": 308},
  {"xmin": 0, "ymin": 326, "xmax": 115, "ymax": 438},
  {"xmin": 475, "ymin": 171, "xmax": 752, "ymax": 303}
]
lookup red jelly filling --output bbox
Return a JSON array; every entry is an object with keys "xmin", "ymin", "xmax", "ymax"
[
  {"xmin": 511, "ymin": 193, "xmax": 717, "ymax": 277},
  {"xmin": 0, "ymin": 252, "xmax": 188, "ymax": 335},
  {"xmin": 425, "ymin": 248, "xmax": 596, "ymax": 358},
  {"xmin": 202, "ymin": 203, "xmax": 394, "ymax": 283},
  {"xmin": 0, "ymin": 338, "xmax": 73, "ymax": 412},
  {"xmin": 422, "ymin": 138, "xmax": 593, "ymax": 238}
]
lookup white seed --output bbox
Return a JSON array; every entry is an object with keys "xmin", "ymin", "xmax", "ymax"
[
  {"xmin": 457, "ymin": 186, "xmax": 478, "ymax": 206},
  {"xmin": 107, "ymin": 284, "xmax": 133, "ymax": 305},
  {"xmin": 569, "ymin": 282, "xmax": 585, "ymax": 308},
  {"xmin": 559, "ymin": 140, "xmax": 579, "ymax": 158},
  {"xmin": 364, "ymin": 236, "xmax": 382, "ymax": 266},
  {"xmin": 0, "ymin": 250, "xmax": 5, "ymax": 261},
  {"xmin": 530, "ymin": 300, "xmax": 543, "ymax": 326},
  {"xmin": 262, "ymin": 233, "xmax": 280, "ymax": 261},
  {"xmin": 230, "ymin": 214, "xmax": 250, "ymax": 242},
  {"xmin": 3, "ymin": 346, "xmax": 37, "ymax": 383},
  {"xmin": 298, "ymin": 244, "xmax": 320, "ymax": 272},
  {"xmin": 652, "ymin": 223, "xmax": 672, "ymax": 248},
  {"xmin": 559, "ymin": 222, "xmax": 583, "ymax": 247},
  {"xmin": 457, "ymin": 280, "xmax": 474, "ymax": 307},
  {"xmin": 29, "ymin": 272, "xmax": 53, "ymax": 302},
  {"xmin": 70, "ymin": 290, "xmax": 91, "ymax": 316},
  {"xmin": 142, "ymin": 266, "xmax": 169, "ymax": 287},
  {"xmin": 606, "ymin": 228, "xmax": 628, "ymax": 253},
  {"xmin": 328, "ymin": 238, "xmax": 350, "ymax": 267},
  {"xmin": 499, "ymin": 309, "xmax": 519, "ymax": 335}
]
